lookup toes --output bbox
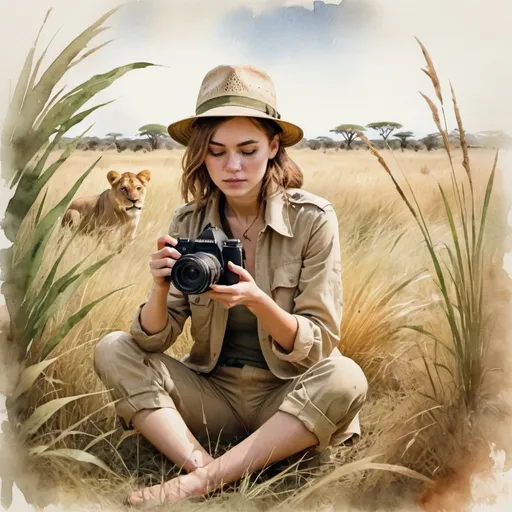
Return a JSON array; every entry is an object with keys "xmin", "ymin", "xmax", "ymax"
[
  {"xmin": 128, "ymin": 485, "xmax": 166, "ymax": 507},
  {"xmin": 128, "ymin": 487, "xmax": 150, "ymax": 507},
  {"xmin": 128, "ymin": 490, "xmax": 143, "ymax": 506}
]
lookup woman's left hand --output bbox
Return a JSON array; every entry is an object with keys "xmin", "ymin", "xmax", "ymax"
[{"xmin": 204, "ymin": 261, "xmax": 265, "ymax": 310}]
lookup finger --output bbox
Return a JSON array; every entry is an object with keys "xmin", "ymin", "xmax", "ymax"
[
  {"xmin": 209, "ymin": 284, "xmax": 239, "ymax": 294},
  {"xmin": 149, "ymin": 258, "xmax": 176, "ymax": 272},
  {"xmin": 151, "ymin": 257, "xmax": 177, "ymax": 270},
  {"xmin": 206, "ymin": 291, "xmax": 238, "ymax": 303},
  {"xmin": 152, "ymin": 267, "xmax": 173, "ymax": 278},
  {"xmin": 157, "ymin": 235, "xmax": 178, "ymax": 251},
  {"xmin": 228, "ymin": 261, "xmax": 252, "ymax": 281},
  {"xmin": 152, "ymin": 246, "xmax": 181, "ymax": 260}
]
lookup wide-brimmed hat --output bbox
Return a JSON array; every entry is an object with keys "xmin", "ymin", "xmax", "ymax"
[{"xmin": 167, "ymin": 65, "xmax": 304, "ymax": 147}]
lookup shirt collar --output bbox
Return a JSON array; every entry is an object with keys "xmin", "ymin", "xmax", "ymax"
[
  {"xmin": 199, "ymin": 188, "xmax": 293, "ymax": 238},
  {"xmin": 264, "ymin": 188, "xmax": 293, "ymax": 238}
]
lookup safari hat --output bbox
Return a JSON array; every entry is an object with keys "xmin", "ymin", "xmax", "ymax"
[{"xmin": 167, "ymin": 65, "xmax": 304, "ymax": 147}]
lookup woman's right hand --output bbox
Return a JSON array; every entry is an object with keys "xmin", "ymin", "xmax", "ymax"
[{"xmin": 150, "ymin": 235, "xmax": 181, "ymax": 289}]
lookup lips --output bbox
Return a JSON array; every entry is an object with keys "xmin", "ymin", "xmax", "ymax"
[{"xmin": 224, "ymin": 179, "xmax": 246, "ymax": 182}]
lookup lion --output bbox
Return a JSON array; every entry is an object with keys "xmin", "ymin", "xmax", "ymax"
[{"xmin": 61, "ymin": 169, "xmax": 151, "ymax": 248}]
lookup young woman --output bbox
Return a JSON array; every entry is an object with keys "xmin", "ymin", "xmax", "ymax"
[{"xmin": 93, "ymin": 64, "xmax": 368, "ymax": 507}]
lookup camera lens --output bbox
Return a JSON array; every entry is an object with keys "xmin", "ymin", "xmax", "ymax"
[{"xmin": 171, "ymin": 252, "xmax": 222, "ymax": 294}]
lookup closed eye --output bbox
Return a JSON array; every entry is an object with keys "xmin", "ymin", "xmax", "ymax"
[{"xmin": 208, "ymin": 150, "xmax": 256, "ymax": 157}]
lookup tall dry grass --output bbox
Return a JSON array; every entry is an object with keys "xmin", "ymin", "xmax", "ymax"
[{"xmin": 6, "ymin": 146, "xmax": 509, "ymax": 510}]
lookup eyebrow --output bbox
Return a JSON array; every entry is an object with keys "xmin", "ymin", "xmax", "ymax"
[{"xmin": 209, "ymin": 139, "xmax": 260, "ymax": 147}]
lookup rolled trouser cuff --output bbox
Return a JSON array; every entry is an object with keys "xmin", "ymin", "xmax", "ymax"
[
  {"xmin": 278, "ymin": 388, "xmax": 338, "ymax": 453},
  {"xmin": 115, "ymin": 388, "xmax": 177, "ymax": 429}
]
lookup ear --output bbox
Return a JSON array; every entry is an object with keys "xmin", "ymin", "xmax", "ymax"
[
  {"xmin": 137, "ymin": 169, "xmax": 151, "ymax": 184},
  {"xmin": 107, "ymin": 170, "xmax": 121, "ymax": 186},
  {"xmin": 269, "ymin": 135, "xmax": 280, "ymax": 160}
]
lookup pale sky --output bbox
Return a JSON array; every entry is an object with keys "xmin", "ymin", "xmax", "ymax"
[{"xmin": 1, "ymin": 0, "xmax": 511, "ymax": 140}]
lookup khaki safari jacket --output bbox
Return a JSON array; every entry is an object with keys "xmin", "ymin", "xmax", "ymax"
[{"xmin": 130, "ymin": 187, "xmax": 344, "ymax": 380}]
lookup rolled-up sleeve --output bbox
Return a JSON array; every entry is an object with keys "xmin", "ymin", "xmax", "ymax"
[
  {"xmin": 271, "ymin": 206, "xmax": 342, "ymax": 366},
  {"xmin": 129, "ymin": 214, "xmax": 191, "ymax": 352}
]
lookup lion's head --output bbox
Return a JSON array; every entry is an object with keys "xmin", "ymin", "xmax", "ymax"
[{"xmin": 107, "ymin": 170, "xmax": 151, "ymax": 214}]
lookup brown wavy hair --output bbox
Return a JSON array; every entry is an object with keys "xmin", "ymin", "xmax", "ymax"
[{"xmin": 180, "ymin": 117, "xmax": 303, "ymax": 207}]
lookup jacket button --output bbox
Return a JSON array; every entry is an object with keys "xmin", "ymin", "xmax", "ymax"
[
  {"xmin": 288, "ymin": 276, "xmax": 294, "ymax": 283},
  {"xmin": 194, "ymin": 297, "xmax": 200, "ymax": 304}
]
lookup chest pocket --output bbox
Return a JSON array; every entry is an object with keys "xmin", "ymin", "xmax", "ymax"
[
  {"xmin": 189, "ymin": 294, "xmax": 213, "ymax": 342},
  {"xmin": 270, "ymin": 261, "xmax": 302, "ymax": 313}
]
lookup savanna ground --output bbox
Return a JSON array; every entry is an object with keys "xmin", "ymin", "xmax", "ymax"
[{"xmin": 2, "ymin": 147, "xmax": 512, "ymax": 511}]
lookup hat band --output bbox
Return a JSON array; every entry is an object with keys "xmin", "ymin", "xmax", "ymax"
[{"xmin": 196, "ymin": 95, "xmax": 281, "ymax": 120}]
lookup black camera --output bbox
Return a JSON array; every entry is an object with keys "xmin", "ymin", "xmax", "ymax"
[{"xmin": 166, "ymin": 224, "xmax": 245, "ymax": 295}]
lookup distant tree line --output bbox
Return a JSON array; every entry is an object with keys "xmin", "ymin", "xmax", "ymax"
[
  {"xmin": 59, "ymin": 121, "xmax": 511, "ymax": 153},
  {"xmin": 58, "ymin": 124, "xmax": 182, "ymax": 152},
  {"xmin": 305, "ymin": 121, "xmax": 512, "ymax": 152}
]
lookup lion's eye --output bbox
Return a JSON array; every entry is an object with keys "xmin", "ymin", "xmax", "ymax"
[
  {"xmin": 120, "ymin": 187, "xmax": 127, "ymax": 193},
  {"xmin": 136, "ymin": 186, "xmax": 141, "ymax": 191}
]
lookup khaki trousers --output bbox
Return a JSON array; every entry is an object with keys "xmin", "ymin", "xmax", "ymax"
[{"xmin": 93, "ymin": 331, "xmax": 367, "ymax": 452}]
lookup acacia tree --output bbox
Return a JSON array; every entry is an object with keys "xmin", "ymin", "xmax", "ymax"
[
  {"xmin": 367, "ymin": 121, "xmax": 403, "ymax": 141},
  {"xmin": 315, "ymin": 136, "xmax": 337, "ymax": 149},
  {"xmin": 329, "ymin": 124, "xmax": 366, "ymax": 150},
  {"xmin": 394, "ymin": 131, "xmax": 414, "ymax": 150},
  {"xmin": 138, "ymin": 123, "xmax": 169, "ymax": 150},
  {"xmin": 421, "ymin": 132, "xmax": 442, "ymax": 151},
  {"xmin": 105, "ymin": 132, "xmax": 122, "ymax": 141}
]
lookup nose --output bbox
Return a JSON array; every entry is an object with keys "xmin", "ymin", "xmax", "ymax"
[
  {"xmin": 128, "ymin": 197, "xmax": 137, "ymax": 204},
  {"xmin": 225, "ymin": 152, "xmax": 242, "ymax": 173}
]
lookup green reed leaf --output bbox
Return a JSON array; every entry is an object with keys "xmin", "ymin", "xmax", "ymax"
[
  {"xmin": 34, "ymin": 449, "xmax": 119, "ymax": 477},
  {"xmin": 41, "ymin": 285, "xmax": 132, "ymax": 359}
]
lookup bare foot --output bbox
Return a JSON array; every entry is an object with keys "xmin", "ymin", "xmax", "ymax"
[{"xmin": 128, "ymin": 468, "xmax": 209, "ymax": 507}]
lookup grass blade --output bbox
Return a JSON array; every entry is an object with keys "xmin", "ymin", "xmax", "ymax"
[
  {"xmin": 0, "ymin": 9, "xmax": 52, "ymax": 182},
  {"xmin": 33, "ymin": 85, "xmax": 66, "ymax": 131},
  {"xmin": 10, "ymin": 357, "xmax": 59, "ymax": 401},
  {"xmin": 41, "ymin": 285, "xmax": 132, "ymax": 359},
  {"xmin": 377, "ymin": 269, "xmax": 428, "ymax": 307},
  {"xmin": 397, "ymin": 324, "xmax": 458, "ymax": 360},
  {"xmin": 84, "ymin": 428, "xmax": 120, "ymax": 452},
  {"xmin": 26, "ymin": 63, "xmax": 155, "ymax": 165},
  {"xmin": 34, "ymin": 188, "xmax": 48, "ymax": 226},
  {"xmin": 35, "ymin": 448, "xmax": 120, "ymax": 478},
  {"xmin": 18, "ymin": 157, "xmax": 101, "ymax": 284},
  {"xmin": 18, "ymin": 230, "xmax": 82, "ymax": 347},
  {"xmin": 14, "ymin": 8, "xmax": 120, "ymax": 154},
  {"xmin": 21, "ymin": 390, "xmax": 108, "ymax": 437},
  {"xmin": 68, "ymin": 39, "xmax": 114, "ymax": 69},
  {"xmin": 475, "ymin": 150, "xmax": 498, "ymax": 261},
  {"xmin": 27, "ymin": 251, "xmax": 119, "ymax": 347},
  {"xmin": 284, "ymin": 455, "xmax": 433, "ymax": 506}
]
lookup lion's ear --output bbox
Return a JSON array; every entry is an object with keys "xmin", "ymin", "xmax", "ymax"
[
  {"xmin": 107, "ymin": 171, "xmax": 121, "ymax": 186},
  {"xmin": 137, "ymin": 169, "xmax": 151, "ymax": 184}
]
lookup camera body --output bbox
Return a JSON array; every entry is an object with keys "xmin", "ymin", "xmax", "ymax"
[{"xmin": 166, "ymin": 224, "xmax": 245, "ymax": 295}]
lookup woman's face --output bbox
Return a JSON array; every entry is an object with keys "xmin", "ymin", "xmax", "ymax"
[{"xmin": 204, "ymin": 117, "xmax": 279, "ymax": 200}]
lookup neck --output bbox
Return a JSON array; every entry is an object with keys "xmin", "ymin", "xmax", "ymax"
[{"xmin": 225, "ymin": 193, "xmax": 260, "ymax": 220}]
